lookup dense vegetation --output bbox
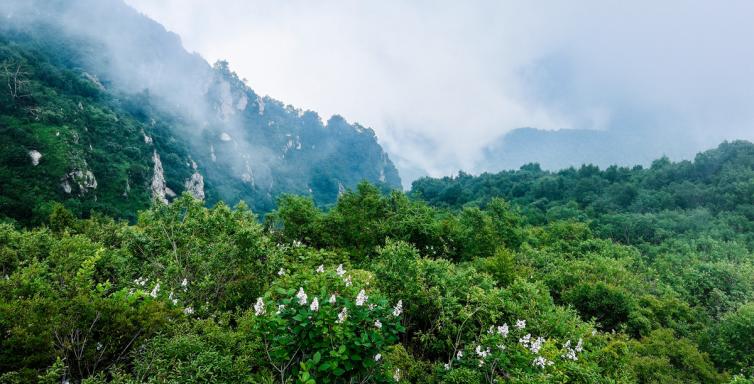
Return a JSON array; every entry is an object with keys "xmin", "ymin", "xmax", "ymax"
[
  {"xmin": 414, "ymin": 141, "xmax": 754, "ymax": 249},
  {"xmin": 1, "ymin": 157, "xmax": 753, "ymax": 382}
]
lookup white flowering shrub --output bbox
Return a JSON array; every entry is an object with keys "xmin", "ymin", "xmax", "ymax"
[
  {"xmin": 445, "ymin": 319, "xmax": 587, "ymax": 382},
  {"xmin": 245, "ymin": 265, "xmax": 404, "ymax": 383}
]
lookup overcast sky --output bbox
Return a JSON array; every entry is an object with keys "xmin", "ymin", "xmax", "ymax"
[{"xmin": 125, "ymin": 0, "xmax": 754, "ymax": 181}]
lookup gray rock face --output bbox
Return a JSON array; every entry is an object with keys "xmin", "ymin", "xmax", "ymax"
[
  {"xmin": 60, "ymin": 169, "xmax": 97, "ymax": 195},
  {"xmin": 28, "ymin": 150, "xmax": 42, "ymax": 166},
  {"xmin": 184, "ymin": 171, "xmax": 205, "ymax": 201},
  {"xmin": 151, "ymin": 150, "xmax": 168, "ymax": 204}
]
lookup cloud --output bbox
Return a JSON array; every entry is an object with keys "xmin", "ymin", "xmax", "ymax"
[{"xmin": 126, "ymin": 0, "xmax": 754, "ymax": 183}]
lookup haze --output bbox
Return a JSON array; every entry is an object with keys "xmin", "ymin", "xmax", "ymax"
[{"xmin": 126, "ymin": 0, "xmax": 754, "ymax": 185}]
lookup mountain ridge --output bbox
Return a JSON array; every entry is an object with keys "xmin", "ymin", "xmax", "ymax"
[{"xmin": 0, "ymin": 0, "xmax": 400, "ymax": 224}]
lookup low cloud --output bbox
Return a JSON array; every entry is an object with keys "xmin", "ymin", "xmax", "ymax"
[{"xmin": 128, "ymin": 0, "xmax": 754, "ymax": 183}]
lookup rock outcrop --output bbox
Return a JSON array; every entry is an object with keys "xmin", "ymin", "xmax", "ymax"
[{"xmin": 151, "ymin": 150, "xmax": 168, "ymax": 204}]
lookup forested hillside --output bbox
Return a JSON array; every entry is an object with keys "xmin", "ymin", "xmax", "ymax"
[
  {"xmin": 414, "ymin": 141, "xmax": 754, "ymax": 249},
  {"xmin": 1, "ymin": 161, "xmax": 753, "ymax": 382},
  {"xmin": 0, "ymin": 0, "xmax": 400, "ymax": 226}
]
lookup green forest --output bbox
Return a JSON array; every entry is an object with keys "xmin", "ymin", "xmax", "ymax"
[{"xmin": 2, "ymin": 141, "xmax": 754, "ymax": 383}]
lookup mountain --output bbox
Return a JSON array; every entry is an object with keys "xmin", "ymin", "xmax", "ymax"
[
  {"xmin": 0, "ymin": 0, "xmax": 400, "ymax": 225},
  {"xmin": 477, "ymin": 126, "xmax": 702, "ymax": 173},
  {"xmin": 413, "ymin": 139, "xmax": 754, "ymax": 222}
]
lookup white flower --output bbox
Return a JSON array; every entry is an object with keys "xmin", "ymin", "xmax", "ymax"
[
  {"xmin": 478, "ymin": 359, "xmax": 485, "ymax": 367},
  {"xmin": 150, "ymin": 283, "xmax": 160, "ymax": 298},
  {"xmin": 497, "ymin": 323, "xmax": 509, "ymax": 337},
  {"xmin": 444, "ymin": 363, "xmax": 450, "ymax": 370},
  {"xmin": 392, "ymin": 300, "xmax": 403, "ymax": 317},
  {"xmin": 530, "ymin": 337, "xmax": 545, "ymax": 354},
  {"xmin": 355, "ymin": 289, "xmax": 368, "ymax": 306},
  {"xmin": 183, "ymin": 306, "xmax": 194, "ymax": 315},
  {"xmin": 374, "ymin": 353, "xmax": 382, "ymax": 362},
  {"xmin": 336, "ymin": 264, "xmax": 346, "ymax": 277},
  {"xmin": 310, "ymin": 297, "xmax": 319, "ymax": 311},
  {"xmin": 368, "ymin": 303, "xmax": 376, "ymax": 310},
  {"xmin": 456, "ymin": 350, "xmax": 463, "ymax": 359},
  {"xmin": 254, "ymin": 297, "xmax": 265, "ymax": 316},
  {"xmin": 575, "ymin": 338, "xmax": 584, "ymax": 353},
  {"xmin": 563, "ymin": 343, "xmax": 578, "ymax": 361},
  {"xmin": 134, "ymin": 277, "xmax": 147, "ymax": 286},
  {"xmin": 296, "ymin": 287, "xmax": 308, "ymax": 305},
  {"xmin": 393, "ymin": 368, "xmax": 400, "ymax": 381},
  {"xmin": 515, "ymin": 319, "xmax": 526, "ymax": 330},
  {"xmin": 316, "ymin": 265, "xmax": 325, "ymax": 273},
  {"xmin": 277, "ymin": 268, "xmax": 285, "ymax": 276},
  {"xmin": 336, "ymin": 307, "xmax": 348, "ymax": 324},
  {"xmin": 96, "ymin": 342, "xmax": 102, "ymax": 351},
  {"xmin": 497, "ymin": 344, "xmax": 506, "ymax": 350},
  {"xmin": 181, "ymin": 278, "xmax": 188, "ymax": 288},
  {"xmin": 374, "ymin": 319, "xmax": 382, "ymax": 329},
  {"xmin": 475, "ymin": 345, "xmax": 490, "ymax": 358},
  {"xmin": 591, "ymin": 329, "xmax": 597, "ymax": 336},
  {"xmin": 276, "ymin": 304, "xmax": 286, "ymax": 315},
  {"xmin": 487, "ymin": 325, "xmax": 495, "ymax": 334},
  {"xmin": 519, "ymin": 333, "xmax": 531, "ymax": 347},
  {"xmin": 532, "ymin": 356, "xmax": 553, "ymax": 369},
  {"xmin": 343, "ymin": 275, "xmax": 352, "ymax": 287},
  {"xmin": 329, "ymin": 294, "xmax": 337, "ymax": 304}
]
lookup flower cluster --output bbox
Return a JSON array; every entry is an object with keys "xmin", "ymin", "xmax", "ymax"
[
  {"xmin": 355, "ymin": 289, "xmax": 368, "ymax": 306},
  {"xmin": 487, "ymin": 323, "xmax": 509, "ymax": 337},
  {"xmin": 561, "ymin": 338, "xmax": 583, "ymax": 361},
  {"xmin": 296, "ymin": 287, "xmax": 308, "ymax": 305},
  {"xmin": 450, "ymin": 318, "xmax": 588, "ymax": 374},
  {"xmin": 310, "ymin": 297, "xmax": 319, "ymax": 311},
  {"xmin": 253, "ymin": 264, "xmax": 405, "ymax": 381},
  {"xmin": 532, "ymin": 356, "xmax": 554, "ymax": 369},
  {"xmin": 393, "ymin": 300, "xmax": 403, "ymax": 317},
  {"xmin": 254, "ymin": 297, "xmax": 266, "ymax": 316},
  {"xmin": 336, "ymin": 307, "xmax": 348, "ymax": 323}
]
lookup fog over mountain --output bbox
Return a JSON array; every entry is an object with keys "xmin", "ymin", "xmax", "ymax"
[
  {"xmin": 127, "ymin": 0, "xmax": 754, "ymax": 185},
  {"xmin": 0, "ymin": 0, "xmax": 400, "ymax": 222}
]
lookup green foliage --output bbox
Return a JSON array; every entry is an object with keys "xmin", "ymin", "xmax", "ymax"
[
  {"xmin": 0, "ymin": 180, "xmax": 750, "ymax": 382},
  {"xmin": 245, "ymin": 266, "xmax": 403, "ymax": 382},
  {"xmin": 3, "ymin": 142, "xmax": 754, "ymax": 382},
  {"xmin": 702, "ymin": 302, "xmax": 754, "ymax": 376}
]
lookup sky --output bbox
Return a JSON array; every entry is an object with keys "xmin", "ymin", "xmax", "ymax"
[{"xmin": 125, "ymin": 0, "xmax": 754, "ymax": 183}]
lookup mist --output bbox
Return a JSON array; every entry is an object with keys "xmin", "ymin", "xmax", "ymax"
[
  {"xmin": 1, "ymin": 0, "xmax": 354, "ymax": 196},
  {"xmin": 124, "ymin": 0, "xmax": 754, "ymax": 185}
]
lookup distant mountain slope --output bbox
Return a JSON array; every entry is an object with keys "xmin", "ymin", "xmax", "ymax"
[
  {"xmin": 414, "ymin": 140, "xmax": 754, "ymax": 217},
  {"xmin": 0, "ymin": 0, "xmax": 400, "ymax": 224},
  {"xmin": 478, "ymin": 127, "xmax": 697, "ymax": 173}
]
